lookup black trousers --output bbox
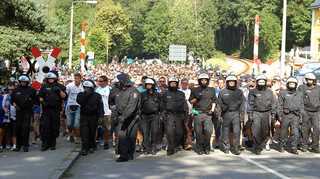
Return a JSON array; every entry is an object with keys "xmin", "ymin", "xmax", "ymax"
[
  {"xmin": 16, "ymin": 110, "xmax": 32, "ymax": 148},
  {"xmin": 221, "ymin": 111, "xmax": 240, "ymax": 151},
  {"xmin": 194, "ymin": 113, "xmax": 213, "ymax": 152},
  {"xmin": 40, "ymin": 108, "xmax": 60, "ymax": 147},
  {"xmin": 118, "ymin": 117, "xmax": 138, "ymax": 160},
  {"xmin": 301, "ymin": 111, "xmax": 320, "ymax": 149},
  {"xmin": 165, "ymin": 113, "xmax": 184, "ymax": 153},
  {"xmin": 252, "ymin": 111, "xmax": 270, "ymax": 151},
  {"xmin": 140, "ymin": 114, "xmax": 160, "ymax": 152},
  {"xmin": 280, "ymin": 113, "xmax": 299, "ymax": 149},
  {"xmin": 80, "ymin": 115, "xmax": 98, "ymax": 151}
]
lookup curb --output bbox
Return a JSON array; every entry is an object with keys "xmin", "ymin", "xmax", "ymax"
[{"xmin": 50, "ymin": 147, "xmax": 81, "ymax": 179}]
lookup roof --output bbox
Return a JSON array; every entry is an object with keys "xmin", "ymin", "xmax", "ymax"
[{"xmin": 311, "ymin": 0, "xmax": 320, "ymax": 8}]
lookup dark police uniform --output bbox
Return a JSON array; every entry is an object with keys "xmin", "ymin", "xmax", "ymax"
[
  {"xmin": 115, "ymin": 86, "xmax": 141, "ymax": 161},
  {"xmin": 11, "ymin": 85, "xmax": 37, "ymax": 151},
  {"xmin": 38, "ymin": 82, "xmax": 66, "ymax": 150},
  {"xmin": 217, "ymin": 88, "xmax": 244, "ymax": 153},
  {"xmin": 77, "ymin": 91, "xmax": 104, "ymax": 154},
  {"xmin": 298, "ymin": 84, "xmax": 320, "ymax": 152},
  {"xmin": 278, "ymin": 89, "xmax": 304, "ymax": 152},
  {"xmin": 140, "ymin": 90, "xmax": 161, "ymax": 154},
  {"xmin": 248, "ymin": 88, "xmax": 277, "ymax": 153},
  {"xmin": 190, "ymin": 86, "xmax": 217, "ymax": 154},
  {"xmin": 161, "ymin": 89, "xmax": 188, "ymax": 155}
]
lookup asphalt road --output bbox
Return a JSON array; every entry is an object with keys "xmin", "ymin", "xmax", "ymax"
[{"xmin": 63, "ymin": 148, "xmax": 320, "ymax": 179}]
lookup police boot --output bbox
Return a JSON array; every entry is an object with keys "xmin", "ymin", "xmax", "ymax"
[
  {"xmin": 232, "ymin": 147, "xmax": 241, "ymax": 155},
  {"xmin": 291, "ymin": 148, "xmax": 298, "ymax": 155},
  {"xmin": 254, "ymin": 148, "xmax": 262, "ymax": 155},
  {"xmin": 310, "ymin": 148, "xmax": 320, "ymax": 153},
  {"xmin": 50, "ymin": 139, "xmax": 56, "ymax": 150},
  {"xmin": 116, "ymin": 157, "xmax": 129, "ymax": 162},
  {"xmin": 13, "ymin": 146, "xmax": 21, "ymax": 152},
  {"xmin": 81, "ymin": 150, "xmax": 88, "ymax": 156},
  {"xmin": 279, "ymin": 146, "xmax": 285, "ymax": 153},
  {"xmin": 299, "ymin": 147, "xmax": 307, "ymax": 152},
  {"xmin": 167, "ymin": 150, "xmax": 175, "ymax": 156},
  {"xmin": 23, "ymin": 146, "xmax": 29, "ymax": 152},
  {"xmin": 41, "ymin": 143, "xmax": 49, "ymax": 151}
]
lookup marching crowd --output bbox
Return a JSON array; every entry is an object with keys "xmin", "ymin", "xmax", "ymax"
[{"xmin": 0, "ymin": 63, "xmax": 320, "ymax": 163}]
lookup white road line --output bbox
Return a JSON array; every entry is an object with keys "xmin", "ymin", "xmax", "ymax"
[{"xmin": 239, "ymin": 155, "xmax": 291, "ymax": 179}]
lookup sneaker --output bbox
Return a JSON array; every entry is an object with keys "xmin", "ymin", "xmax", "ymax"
[
  {"xmin": 266, "ymin": 143, "xmax": 270, "ymax": 151},
  {"xmin": 0, "ymin": 147, "xmax": 3, "ymax": 153},
  {"xmin": 11, "ymin": 145, "xmax": 16, "ymax": 151},
  {"xmin": 23, "ymin": 147, "xmax": 29, "ymax": 152}
]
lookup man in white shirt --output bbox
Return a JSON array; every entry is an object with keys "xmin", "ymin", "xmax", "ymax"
[
  {"xmin": 65, "ymin": 73, "xmax": 83, "ymax": 143},
  {"xmin": 96, "ymin": 75, "xmax": 112, "ymax": 149},
  {"xmin": 179, "ymin": 78, "xmax": 193, "ymax": 150}
]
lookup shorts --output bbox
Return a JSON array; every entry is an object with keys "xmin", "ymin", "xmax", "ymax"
[
  {"xmin": 65, "ymin": 105, "xmax": 80, "ymax": 128},
  {"xmin": 3, "ymin": 120, "xmax": 16, "ymax": 137},
  {"xmin": 99, "ymin": 115, "xmax": 112, "ymax": 130}
]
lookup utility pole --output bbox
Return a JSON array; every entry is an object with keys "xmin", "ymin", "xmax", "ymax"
[{"xmin": 280, "ymin": 0, "xmax": 287, "ymax": 78}]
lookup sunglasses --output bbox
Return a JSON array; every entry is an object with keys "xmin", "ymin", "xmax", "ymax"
[{"xmin": 159, "ymin": 81, "xmax": 165, "ymax": 83}]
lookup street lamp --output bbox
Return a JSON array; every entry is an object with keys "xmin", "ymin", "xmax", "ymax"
[{"xmin": 68, "ymin": 0, "xmax": 97, "ymax": 70}]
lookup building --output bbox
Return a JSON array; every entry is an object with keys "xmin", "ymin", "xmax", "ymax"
[{"xmin": 311, "ymin": 0, "xmax": 320, "ymax": 61}]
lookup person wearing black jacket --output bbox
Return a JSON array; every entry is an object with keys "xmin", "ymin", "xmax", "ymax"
[
  {"xmin": 11, "ymin": 75, "xmax": 37, "ymax": 152},
  {"xmin": 115, "ymin": 73, "xmax": 141, "ymax": 162},
  {"xmin": 298, "ymin": 73, "xmax": 320, "ymax": 153},
  {"xmin": 77, "ymin": 80, "xmax": 104, "ymax": 156},
  {"xmin": 217, "ymin": 75, "xmax": 245, "ymax": 155},
  {"xmin": 140, "ymin": 78, "xmax": 161, "ymax": 155},
  {"xmin": 38, "ymin": 72, "xmax": 66, "ymax": 151},
  {"xmin": 190, "ymin": 73, "xmax": 217, "ymax": 155},
  {"xmin": 161, "ymin": 77, "xmax": 188, "ymax": 156}
]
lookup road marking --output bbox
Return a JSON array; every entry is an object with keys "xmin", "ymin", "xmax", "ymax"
[{"xmin": 239, "ymin": 155, "xmax": 291, "ymax": 179}]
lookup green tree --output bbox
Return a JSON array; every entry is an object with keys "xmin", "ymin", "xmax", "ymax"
[
  {"xmin": 87, "ymin": 27, "xmax": 111, "ymax": 64},
  {"xmin": 95, "ymin": 0, "xmax": 132, "ymax": 59}
]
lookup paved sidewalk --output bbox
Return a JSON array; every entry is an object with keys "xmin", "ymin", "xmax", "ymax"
[{"xmin": 0, "ymin": 138, "xmax": 80, "ymax": 179}]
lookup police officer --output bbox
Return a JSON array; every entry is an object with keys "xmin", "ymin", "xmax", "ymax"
[
  {"xmin": 298, "ymin": 73, "xmax": 320, "ymax": 153},
  {"xmin": 140, "ymin": 78, "xmax": 161, "ymax": 155},
  {"xmin": 248, "ymin": 75, "xmax": 277, "ymax": 155},
  {"xmin": 190, "ymin": 73, "xmax": 217, "ymax": 155},
  {"xmin": 161, "ymin": 77, "xmax": 188, "ymax": 156},
  {"xmin": 115, "ymin": 73, "xmax": 141, "ymax": 162},
  {"xmin": 217, "ymin": 75, "xmax": 244, "ymax": 155},
  {"xmin": 39, "ymin": 72, "xmax": 66, "ymax": 151},
  {"xmin": 11, "ymin": 75, "xmax": 37, "ymax": 152},
  {"xmin": 278, "ymin": 77, "xmax": 304, "ymax": 154},
  {"xmin": 77, "ymin": 80, "xmax": 104, "ymax": 156}
]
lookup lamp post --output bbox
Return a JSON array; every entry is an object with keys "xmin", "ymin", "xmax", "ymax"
[{"xmin": 68, "ymin": 0, "xmax": 97, "ymax": 70}]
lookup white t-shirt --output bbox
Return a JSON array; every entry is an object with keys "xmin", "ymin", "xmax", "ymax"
[
  {"xmin": 96, "ymin": 86, "xmax": 112, "ymax": 116},
  {"xmin": 66, "ymin": 82, "xmax": 84, "ymax": 106},
  {"xmin": 179, "ymin": 88, "xmax": 191, "ymax": 100},
  {"xmin": 179, "ymin": 88, "xmax": 192, "ymax": 114}
]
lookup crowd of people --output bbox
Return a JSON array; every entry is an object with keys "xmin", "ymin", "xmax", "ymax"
[{"xmin": 0, "ymin": 62, "xmax": 320, "ymax": 163}]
